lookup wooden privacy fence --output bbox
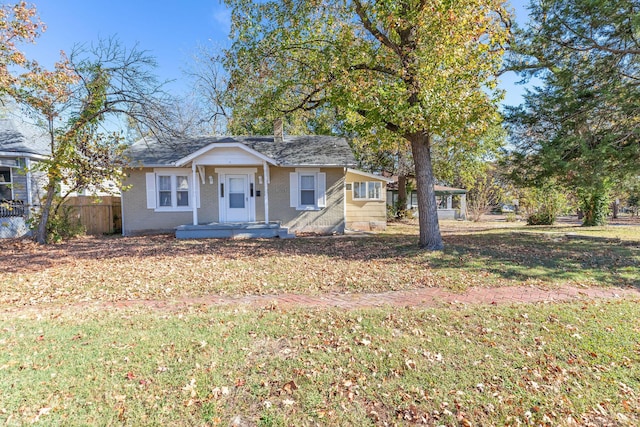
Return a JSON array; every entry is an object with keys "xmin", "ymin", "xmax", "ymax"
[{"xmin": 63, "ymin": 196, "xmax": 121, "ymax": 235}]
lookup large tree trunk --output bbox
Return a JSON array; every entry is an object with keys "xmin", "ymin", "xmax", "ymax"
[
  {"xmin": 396, "ymin": 148, "xmax": 409, "ymax": 217},
  {"xmin": 397, "ymin": 174, "xmax": 407, "ymax": 213},
  {"xmin": 409, "ymin": 133, "xmax": 444, "ymax": 250}
]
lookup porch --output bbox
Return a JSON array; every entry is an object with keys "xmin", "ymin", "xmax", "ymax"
[
  {"xmin": 0, "ymin": 200, "xmax": 28, "ymax": 238},
  {"xmin": 175, "ymin": 221, "xmax": 295, "ymax": 239}
]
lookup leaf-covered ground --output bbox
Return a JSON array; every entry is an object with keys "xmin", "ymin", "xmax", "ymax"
[
  {"xmin": 1, "ymin": 220, "xmax": 639, "ymax": 425},
  {"xmin": 1, "ymin": 301, "xmax": 639, "ymax": 426},
  {"xmin": 2, "ymin": 221, "xmax": 639, "ymax": 307}
]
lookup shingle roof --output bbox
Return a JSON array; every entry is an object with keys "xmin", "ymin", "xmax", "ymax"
[
  {"xmin": 0, "ymin": 118, "xmax": 50, "ymax": 157},
  {"xmin": 126, "ymin": 135, "xmax": 357, "ymax": 167},
  {"xmin": 387, "ymin": 177, "xmax": 467, "ymax": 194}
]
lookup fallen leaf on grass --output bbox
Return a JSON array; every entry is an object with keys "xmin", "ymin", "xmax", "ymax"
[
  {"xmin": 212, "ymin": 386, "xmax": 230, "ymax": 399},
  {"xmin": 282, "ymin": 380, "xmax": 298, "ymax": 394},
  {"xmin": 30, "ymin": 407, "xmax": 52, "ymax": 423},
  {"xmin": 182, "ymin": 378, "xmax": 197, "ymax": 397}
]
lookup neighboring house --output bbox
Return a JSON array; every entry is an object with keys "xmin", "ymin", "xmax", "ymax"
[
  {"xmin": 122, "ymin": 134, "xmax": 391, "ymax": 238},
  {"xmin": 387, "ymin": 178, "xmax": 467, "ymax": 220},
  {"xmin": 0, "ymin": 117, "xmax": 49, "ymax": 238}
]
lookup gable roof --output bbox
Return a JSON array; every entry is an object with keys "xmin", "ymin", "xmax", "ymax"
[
  {"xmin": 387, "ymin": 177, "xmax": 467, "ymax": 194},
  {"xmin": 126, "ymin": 135, "xmax": 357, "ymax": 168},
  {"xmin": 0, "ymin": 118, "xmax": 50, "ymax": 158}
]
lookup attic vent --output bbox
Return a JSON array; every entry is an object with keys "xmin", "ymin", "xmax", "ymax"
[{"xmin": 274, "ymin": 118, "xmax": 284, "ymax": 143}]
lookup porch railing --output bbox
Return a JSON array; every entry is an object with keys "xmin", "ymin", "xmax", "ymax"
[{"xmin": 0, "ymin": 200, "xmax": 26, "ymax": 218}]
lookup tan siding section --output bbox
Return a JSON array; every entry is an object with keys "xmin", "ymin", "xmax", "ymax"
[
  {"xmin": 345, "ymin": 171, "xmax": 387, "ymax": 231},
  {"xmin": 123, "ymin": 169, "xmax": 189, "ymax": 234},
  {"xmin": 123, "ymin": 166, "xmax": 346, "ymax": 235},
  {"xmin": 269, "ymin": 167, "xmax": 345, "ymax": 233},
  {"xmin": 200, "ymin": 166, "xmax": 219, "ymax": 223}
]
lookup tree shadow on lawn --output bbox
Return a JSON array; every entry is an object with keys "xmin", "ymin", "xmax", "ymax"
[
  {"xmin": 435, "ymin": 232, "xmax": 640, "ymax": 288},
  {"xmin": 3, "ymin": 232, "xmax": 638, "ymax": 290}
]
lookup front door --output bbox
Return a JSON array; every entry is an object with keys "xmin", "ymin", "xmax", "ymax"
[{"xmin": 224, "ymin": 174, "xmax": 250, "ymax": 222}]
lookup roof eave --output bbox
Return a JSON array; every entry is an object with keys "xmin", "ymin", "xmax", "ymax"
[
  {"xmin": 284, "ymin": 163, "xmax": 357, "ymax": 168},
  {"xmin": 0, "ymin": 151, "xmax": 48, "ymax": 160},
  {"xmin": 347, "ymin": 168, "xmax": 394, "ymax": 182}
]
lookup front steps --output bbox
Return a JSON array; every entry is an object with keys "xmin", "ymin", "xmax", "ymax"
[{"xmin": 175, "ymin": 222, "xmax": 295, "ymax": 239}]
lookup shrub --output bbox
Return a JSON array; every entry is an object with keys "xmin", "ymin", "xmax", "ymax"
[
  {"xmin": 527, "ymin": 211, "xmax": 555, "ymax": 225},
  {"xmin": 505, "ymin": 212, "xmax": 517, "ymax": 222},
  {"xmin": 520, "ymin": 184, "xmax": 568, "ymax": 226},
  {"xmin": 29, "ymin": 200, "xmax": 85, "ymax": 243},
  {"xmin": 47, "ymin": 205, "xmax": 86, "ymax": 242}
]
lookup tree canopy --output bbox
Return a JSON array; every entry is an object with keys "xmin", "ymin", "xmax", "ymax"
[
  {"xmin": 0, "ymin": 1, "xmax": 44, "ymax": 94},
  {"xmin": 223, "ymin": 0, "xmax": 511, "ymax": 249},
  {"xmin": 505, "ymin": 0, "xmax": 639, "ymax": 225},
  {"xmin": 2, "ymin": 1, "xmax": 175, "ymax": 242}
]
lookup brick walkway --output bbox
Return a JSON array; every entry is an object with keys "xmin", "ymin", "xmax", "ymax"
[{"xmin": 108, "ymin": 285, "xmax": 640, "ymax": 312}]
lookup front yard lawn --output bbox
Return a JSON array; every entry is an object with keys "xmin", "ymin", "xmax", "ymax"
[
  {"xmin": 2, "ymin": 222, "xmax": 639, "ymax": 425},
  {"xmin": 2, "ymin": 221, "xmax": 638, "ymax": 306},
  {"xmin": 1, "ymin": 301, "xmax": 639, "ymax": 426}
]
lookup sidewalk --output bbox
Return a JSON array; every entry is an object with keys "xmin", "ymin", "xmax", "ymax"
[{"xmin": 109, "ymin": 284, "xmax": 640, "ymax": 312}]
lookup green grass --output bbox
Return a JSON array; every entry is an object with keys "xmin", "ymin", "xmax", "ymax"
[
  {"xmin": 2, "ymin": 222, "xmax": 639, "ymax": 425},
  {"xmin": 3, "ymin": 223, "xmax": 639, "ymax": 306},
  {"xmin": 1, "ymin": 301, "xmax": 639, "ymax": 426}
]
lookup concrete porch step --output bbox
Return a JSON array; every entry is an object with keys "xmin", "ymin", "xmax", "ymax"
[
  {"xmin": 175, "ymin": 222, "xmax": 295, "ymax": 239},
  {"xmin": 278, "ymin": 229, "xmax": 296, "ymax": 239}
]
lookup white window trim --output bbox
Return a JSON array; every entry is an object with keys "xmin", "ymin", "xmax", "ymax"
[
  {"xmin": 146, "ymin": 168, "xmax": 193, "ymax": 212},
  {"xmin": 298, "ymin": 173, "xmax": 317, "ymax": 210},
  {"xmin": 0, "ymin": 166, "xmax": 12, "ymax": 200},
  {"xmin": 290, "ymin": 169, "xmax": 326, "ymax": 211},
  {"xmin": 352, "ymin": 181, "xmax": 383, "ymax": 201}
]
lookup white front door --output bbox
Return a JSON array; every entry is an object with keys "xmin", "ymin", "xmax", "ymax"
[{"xmin": 224, "ymin": 174, "xmax": 250, "ymax": 222}]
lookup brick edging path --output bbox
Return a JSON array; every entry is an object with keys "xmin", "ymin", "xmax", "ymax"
[{"xmin": 105, "ymin": 285, "xmax": 640, "ymax": 312}]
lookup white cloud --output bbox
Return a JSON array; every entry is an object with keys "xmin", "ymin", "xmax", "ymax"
[{"xmin": 212, "ymin": 6, "xmax": 232, "ymax": 36}]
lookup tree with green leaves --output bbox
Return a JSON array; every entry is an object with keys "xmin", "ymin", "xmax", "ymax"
[
  {"xmin": 437, "ymin": 124, "xmax": 506, "ymax": 221},
  {"xmin": 505, "ymin": 0, "xmax": 639, "ymax": 226},
  {"xmin": 12, "ymin": 38, "xmax": 169, "ymax": 243},
  {"xmin": 222, "ymin": 0, "xmax": 511, "ymax": 249}
]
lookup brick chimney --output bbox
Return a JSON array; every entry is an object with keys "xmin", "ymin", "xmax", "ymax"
[{"xmin": 273, "ymin": 118, "xmax": 284, "ymax": 143}]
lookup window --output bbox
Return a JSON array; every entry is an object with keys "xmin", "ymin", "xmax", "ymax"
[
  {"xmin": 0, "ymin": 167, "xmax": 12, "ymax": 200},
  {"xmin": 158, "ymin": 176, "xmax": 172, "ymax": 206},
  {"xmin": 353, "ymin": 181, "xmax": 382, "ymax": 200},
  {"xmin": 353, "ymin": 182, "xmax": 366, "ymax": 199},
  {"xmin": 228, "ymin": 177, "xmax": 245, "ymax": 209},
  {"xmin": 176, "ymin": 176, "xmax": 189, "ymax": 207},
  {"xmin": 146, "ymin": 171, "xmax": 192, "ymax": 211},
  {"xmin": 289, "ymin": 170, "xmax": 326, "ymax": 210},
  {"xmin": 299, "ymin": 174, "xmax": 316, "ymax": 206}
]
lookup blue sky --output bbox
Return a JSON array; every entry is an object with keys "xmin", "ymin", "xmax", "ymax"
[
  {"xmin": 21, "ymin": 0, "xmax": 232, "ymax": 95},
  {"xmin": 21, "ymin": 0, "xmax": 532, "ymax": 107}
]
